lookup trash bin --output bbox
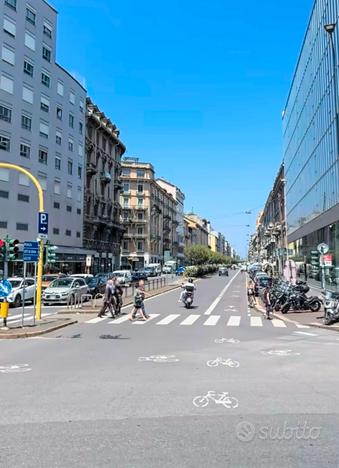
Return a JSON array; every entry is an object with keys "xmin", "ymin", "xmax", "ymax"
[{"xmin": 0, "ymin": 302, "xmax": 9, "ymax": 318}]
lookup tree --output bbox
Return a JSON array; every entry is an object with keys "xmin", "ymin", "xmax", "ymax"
[{"xmin": 184, "ymin": 245, "xmax": 211, "ymax": 265}]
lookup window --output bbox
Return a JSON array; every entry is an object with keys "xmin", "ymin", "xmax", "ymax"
[
  {"xmin": 78, "ymin": 144, "xmax": 83, "ymax": 156},
  {"xmin": 0, "ymin": 75, "xmax": 13, "ymax": 94},
  {"xmin": 78, "ymin": 165, "xmax": 82, "ymax": 179},
  {"xmin": 122, "ymin": 168, "xmax": 130, "ymax": 177},
  {"xmin": 137, "ymin": 184, "xmax": 144, "ymax": 193},
  {"xmin": 137, "ymin": 198, "xmax": 144, "ymax": 207},
  {"xmin": 20, "ymin": 143, "xmax": 30, "ymax": 158},
  {"xmin": 77, "ymin": 208, "xmax": 81, "ymax": 215},
  {"xmin": 65, "ymin": 230, "xmax": 71, "ymax": 237},
  {"xmin": 0, "ymin": 190, "xmax": 9, "ymax": 198},
  {"xmin": 0, "ymin": 169, "xmax": 9, "ymax": 181},
  {"xmin": 69, "ymin": 91, "xmax": 75, "ymax": 104},
  {"xmin": 67, "ymin": 185, "xmax": 72, "ymax": 198},
  {"xmin": 5, "ymin": 0, "xmax": 16, "ymax": 10},
  {"xmin": 56, "ymin": 131, "xmax": 62, "ymax": 145},
  {"xmin": 123, "ymin": 240, "xmax": 128, "ymax": 251},
  {"xmin": 39, "ymin": 149, "xmax": 48, "ymax": 164},
  {"xmin": 123, "ymin": 197, "xmax": 129, "ymax": 208},
  {"xmin": 79, "ymin": 122, "xmax": 83, "ymax": 135},
  {"xmin": 67, "ymin": 160, "xmax": 73, "ymax": 175},
  {"xmin": 137, "ymin": 241, "xmax": 143, "ymax": 251},
  {"xmin": 66, "ymin": 205, "xmax": 72, "ymax": 212},
  {"xmin": 77, "ymin": 187, "xmax": 81, "ymax": 202},
  {"xmin": 69, "ymin": 113, "xmax": 74, "ymax": 128},
  {"xmin": 56, "ymin": 106, "xmax": 62, "ymax": 120},
  {"xmin": 2, "ymin": 45, "xmax": 15, "ymax": 65},
  {"xmin": 137, "ymin": 170, "xmax": 145, "ymax": 178},
  {"xmin": 38, "ymin": 176, "xmax": 47, "ymax": 191},
  {"xmin": 137, "ymin": 227, "xmax": 143, "ymax": 234},
  {"xmin": 123, "ymin": 183, "xmax": 129, "ymax": 193},
  {"xmin": 54, "ymin": 181, "xmax": 61, "ymax": 194},
  {"xmin": 43, "ymin": 23, "xmax": 52, "ymax": 38},
  {"xmin": 17, "ymin": 223, "xmax": 28, "ymax": 231},
  {"xmin": 25, "ymin": 32, "xmax": 36, "ymax": 51},
  {"xmin": 79, "ymin": 100, "xmax": 84, "ymax": 113},
  {"xmin": 57, "ymin": 81, "xmax": 64, "ymax": 96},
  {"xmin": 26, "ymin": 8, "xmax": 36, "ymax": 25},
  {"xmin": 54, "ymin": 202, "xmax": 60, "ymax": 209},
  {"xmin": 53, "ymin": 228, "xmax": 59, "ymax": 235},
  {"xmin": 68, "ymin": 139, "xmax": 74, "ymax": 152},
  {"xmin": 18, "ymin": 193, "xmax": 29, "ymax": 203},
  {"xmin": 137, "ymin": 212, "xmax": 143, "ymax": 220},
  {"xmin": 40, "ymin": 96, "xmax": 49, "ymax": 112},
  {"xmin": 76, "ymin": 232, "xmax": 81, "ymax": 238},
  {"xmin": 0, "ymin": 135, "xmax": 10, "ymax": 151},
  {"xmin": 0, "ymin": 105, "xmax": 11, "ymax": 123},
  {"xmin": 41, "ymin": 72, "xmax": 50, "ymax": 87},
  {"xmin": 21, "ymin": 114, "xmax": 32, "ymax": 131},
  {"xmin": 3, "ymin": 18, "xmax": 16, "ymax": 38},
  {"xmin": 55, "ymin": 157, "xmax": 61, "ymax": 170},
  {"xmin": 0, "ymin": 221, "xmax": 8, "ymax": 228},
  {"xmin": 42, "ymin": 46, "xmax": 51, "ymax": 62},
  {"xmin": 24, "ymin": 60, "xmax": 34, "ymax": 77},
  {"xmin": 23, "ymin": 86, "xmax": 33, "ymax": 104},
  {"xmin": 39, "ymin": 122, "xmax": 49, "ymax": 138},
  {"xmin": 18, "ymin": 174, "xmax": 29, "ymax": 186}
]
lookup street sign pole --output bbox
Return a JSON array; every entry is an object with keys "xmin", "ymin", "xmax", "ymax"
[
  {"xmin": 21, "ymin": 262, "xmax": 26, "ymax": 328},
  {"xmin": 33, "ymin": 262, "xmax": 37, "ymax": 326}
]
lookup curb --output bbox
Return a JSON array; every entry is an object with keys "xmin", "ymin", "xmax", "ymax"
[{"xmin": 0, "ymin": 319, "xmax": 78, "ymax": 339}]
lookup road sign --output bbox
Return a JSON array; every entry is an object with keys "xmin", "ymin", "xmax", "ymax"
[
  {"xmin": 23, "ymin": 241, "xmax": 39, "ymax": 262},
  {"xmin": 317, "ymin": 243, "xmax": 329, "ymax": 254},
  {"xmin": 86, "ymin": 255, "xmax": 92, "ymax": 267},
  {"xmin": 323, "ymin": 254, "xmax": 333, "ymax": 267},
  {"xmin": 38, "ymin": 212, "xmax": 49, "ymax": 236}
]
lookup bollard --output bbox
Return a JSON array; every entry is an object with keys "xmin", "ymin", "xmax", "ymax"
[{"xmin": 0, "ymin": 301, "xmax": 9, "ymax": 329}]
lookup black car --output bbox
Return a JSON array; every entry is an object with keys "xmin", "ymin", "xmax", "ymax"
[
  {"xmin": 87, "ymin": 277, "xmax": 106, "ymax": 298},
  {"xmin": 131, "ymin": 271, "xmax": 148, "ymax": 284}
]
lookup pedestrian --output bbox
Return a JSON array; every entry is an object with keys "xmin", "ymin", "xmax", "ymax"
[
  {"xmin": 247, "ymin": 276, "xmax": 256, "ymax": 307},
  {"xmin": 128, "ymin": 280, "xmax": 150, "ymax": 321},
  {"xmin": 263, "ymin": 281, "xmax": 273, "ymax": 320},
  {"xmin": 98, "ymin": 279, "xmax": 115, "ymax": 318}
]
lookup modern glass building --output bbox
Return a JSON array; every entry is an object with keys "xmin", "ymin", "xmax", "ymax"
[{"xmin": 283, "ymin": 0, "xmax": 339, "ymax": 287}]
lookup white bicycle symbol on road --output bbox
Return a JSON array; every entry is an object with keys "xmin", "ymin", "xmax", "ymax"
[
  {"xmin": 215, "ymin": 338, "xmax": 240, "ymax": 344},
  {"xmin": 193, "ymin": 391, "xmax": 239, "ymax": 409},
  {"xmin": 207, "ymin": 357, "xmax": 240, "ymax": 368},
  {"xmin": 138, "ymin": 355, "xmax": 180, "ymax": 363},
  {"xmin": 0, "ymin": 364, "xmax": 32, "ymax": 374}
]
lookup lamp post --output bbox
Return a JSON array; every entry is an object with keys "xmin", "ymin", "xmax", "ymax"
[{"xmin": 324, "ymin": 23, "xmax": 339, "ymax": 160}]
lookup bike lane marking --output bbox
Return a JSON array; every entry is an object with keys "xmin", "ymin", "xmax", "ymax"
[
  {"xmin": 204, "ymin": 270, "xmax": 241, "ymax": 315},
  {"xmin": 180, "ymin": 314, "xmax": 200, "ymax": 326},
  {"xmin": 156, "ymin": 314, "xmax": 181, "ymax": 325},
  {"xmin": 227, "ymin": 316, "xmax": 241, "ymax": 327},
  {"xmin": 204, "ymin": 315, "xmax": 220, "ymax": 326},
  {"xmin": 250, "ymin": 317, "xmax": 263, "ymax": 327}
]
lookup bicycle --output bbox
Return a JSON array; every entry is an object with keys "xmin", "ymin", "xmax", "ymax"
[
  {"xmin": 207, "ymin": 357, "xmax": 240, "ymax": 368},
  {"xmin": 193, "ymin": 391, "xmax": 239, "ymax": 409}
]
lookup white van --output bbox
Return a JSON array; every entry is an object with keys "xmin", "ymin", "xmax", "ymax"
[
  {"xmin": 146, "ymin": 263, "xmax": 162, "ymax": 276},
  {"xmin": 113, "ymin": 270, "xmax": 132, "ymax": 286}
]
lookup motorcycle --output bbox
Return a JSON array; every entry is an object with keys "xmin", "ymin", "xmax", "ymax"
[
  {"xmin": 183, "ymin": 291, "xmax": 194, "ymax": 309},
  {"xmin": 323, "ymin": 290, "xmax": 339, "ymax": 325},
  {"xmin": 281, "ymin": 292, "xmax": 322, "ymax": 314}
]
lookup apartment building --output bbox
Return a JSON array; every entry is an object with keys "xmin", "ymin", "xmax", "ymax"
[
  {"xmin": 0, "ymin": 0, "xmax": 86, "ymax": 272},
  {"xmin": 120, "ymin": 158, "xmax": 177, "ymax": 270},
  {"xmin": 184, "ymin": 213, "xmax": 209, "ymax": 247},
  {"xmin": 84, "ymin": 98, "xmax": 126, "ymax": 273}
]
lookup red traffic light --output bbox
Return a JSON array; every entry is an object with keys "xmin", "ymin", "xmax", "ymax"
[{"xmin": 0, "ymin": 240, "xmax": 4, "ymax": 248}]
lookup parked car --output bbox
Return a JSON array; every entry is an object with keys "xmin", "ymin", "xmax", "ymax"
[
  {"xmin": 70, "ymin": 274, "xmax": 93, "ymax": 281},
  {"xmin": 4, "ymin": 277, "xmax": 36, "ymax": 308},
  {"xmin": 87, "ymin": 277, "xmax": 106, "ymax": 298},
  {"xmin": 162, "ymin": 265, "xmax": 173, "ymax": 274},
  {"xmin": 144, "ymin": 266, "xmax": 157, "ymax": 277},
  {"xmin": 42, "ymin": 273, "xmax": 67, "ymax": 290},
  {"xmin": 113, "ymin": 270, "xmax": 132, "ymax": 286},
  {"xmin": 218, "ymin": 267, "xmax": 229, "ymax": 276},
  {"xmin": 131, "ymin": 270, "xmax": 148, "ymax": 284},
  {"xmin": 42, "ymin": 277, "xmax": 88, "ymax": 305}
]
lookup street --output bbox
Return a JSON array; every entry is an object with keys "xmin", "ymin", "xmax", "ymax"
[{"xmin": 1, "ymin": 271, "xmax": 339, "ymax": 467}]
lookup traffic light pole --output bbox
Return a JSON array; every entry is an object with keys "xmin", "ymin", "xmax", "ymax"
[{"xmin": 0, "ymin": 163, "xmax": 45, "ymax": 321}]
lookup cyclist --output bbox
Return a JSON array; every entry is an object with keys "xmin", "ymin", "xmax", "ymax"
[{"xmin": 247, "ymin": 276, "xmax": 256, "ymax": 307}]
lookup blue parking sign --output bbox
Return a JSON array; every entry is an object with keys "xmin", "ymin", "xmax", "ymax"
[{"xmin": 38, "ymin": 212, "xmax": 49, "ymax": 235}]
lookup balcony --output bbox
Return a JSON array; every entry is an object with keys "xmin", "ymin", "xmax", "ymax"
[
  {"xmin": 100, "ymin": 171, "xmax": 112, "ymax": 183},
  {"xmin": 87, "ymin": 162, "xmax": 97, "ymax": 176}
]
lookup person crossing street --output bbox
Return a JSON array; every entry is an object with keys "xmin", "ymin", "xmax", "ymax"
[
  {"xmin": 128, "ymin": 280, "xmax": 150, "ymax": 321},
  {"xmin": 98, "ymin": 279, "xmax": 115, "ymax": 318}
]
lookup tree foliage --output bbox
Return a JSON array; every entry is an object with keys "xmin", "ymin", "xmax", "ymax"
[{"xmin": 184, "ymin": 245, "xmax": 232, "ymax": 266}]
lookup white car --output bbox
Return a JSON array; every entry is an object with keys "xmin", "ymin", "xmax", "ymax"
[
  {"xmin": 6, "ymin": 277, "xmax": 36, "ymax": 308},
  {"xmin": 43, "ymin": 277, "xmax": 88, "ymax": 305},
  {"xmin": 113, "ymin": 270, "xmax": 132, "ymax": 286}
]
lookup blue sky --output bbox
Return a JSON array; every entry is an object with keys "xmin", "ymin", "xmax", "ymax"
[{"xmin": 52, "ymin": 0, "xmax": 313, "ymax": 256}]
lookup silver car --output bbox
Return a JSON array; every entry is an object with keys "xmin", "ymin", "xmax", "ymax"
[{"xmin": 42, "ymin": 277, "xmax": 88, "ymax": 305}]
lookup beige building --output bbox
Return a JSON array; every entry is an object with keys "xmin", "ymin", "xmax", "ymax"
[
  {"xmin": 120, "ymin": 158, "xmax": 177, "ymax": 269},
  {"xmin": 184, "ymin": 214, "xmax": 209, "ymax": 247}
]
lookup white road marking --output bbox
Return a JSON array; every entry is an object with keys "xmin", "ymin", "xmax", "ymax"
[
  {"xmin": 133, "ymin": 314, "xmax": 160, "ymax": 324},
  {"xmin": 180, "ymin": 314, "xmax": 200, "ymax": 326},
  {"xmin": 250, "ymin": 317, "xmax": 263, "ymax": 327},
  {"xmin": 227, "ymin": 316, "xmax": 241, "ymax": 327},
  {"xmin": 204, "ymin": 270, "xmax": 241, "ymax": 315},
  {"xmin": 109, "ymin": 315, "xmax": 130, "ymax": 324},
  {"xmin": 295, "ymin": 323, "xmax": 311, "ymax": 329},
  {"xmin": 293, "ymin": 331, "xmax": 318, "ymax": 337},
  {"xmin": 272, "ymin": 319, "xmax": 287, "ymax": 328},
  {"xmin": 156, "ymin": 314, "xmax": 180, "ymax": 325},
  {"xmin": 203, "ymin": 315, "xmax": 220, "ymax": 326},
  {"xmin": 85, "ymin": 317, "xmax": 107, "ymax": 324}
]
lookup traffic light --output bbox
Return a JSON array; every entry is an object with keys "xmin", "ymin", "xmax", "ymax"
[
  {"xmin": 7, "ymin": 239, "xmax": 19, "ymax": 261},
  {"xmin": 45, "ymin": 242, "xmax": 57, "ymax": 264},
  {"xmin": 0, "ymin": 240, "xmax": 5, "ymax": 260}
]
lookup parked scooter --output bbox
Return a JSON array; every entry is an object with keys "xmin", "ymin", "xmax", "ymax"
[{"xmin": 323, "ymin": 290, "xmax": 339, "ymax": 325}]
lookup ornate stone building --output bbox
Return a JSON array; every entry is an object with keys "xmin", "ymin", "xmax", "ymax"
[{"xmin": 84, "ymin": 98, "xmax": 126, "ymax": 273}]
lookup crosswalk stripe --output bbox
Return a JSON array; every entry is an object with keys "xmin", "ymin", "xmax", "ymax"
[
  {"xmin": 85, "ymin": 317, "xmax": 107, "ymax": 324},
  {"xmin": 133, "ymin": 314, "xmax": 160, "ymax": 325},
  {"xmin": 250, "ymin": 316, "xmax": 263, "ymax": 327},
  {"xmin": 295, "ymin": 323, "xmax": 310, "ymax": 329},
  {"xmin": 227, "ymin": 316, "xmax": 241, "ymax": 327},
  {"xmin": 109, "ymin": 315, "xmax": 130, "ymax": 324},
  {"xmin": 203, "ymin": 315, "xmax": 220, "ymax": 326},
  {"xmin": 180, "ymin": 314, "xmax": 200, "ymax": 325},
  {"xmin": 272, "ymin": 319, "xmax": 287, "ymax": 328},
  {"xmin": 156, "ymin": 314, "xmax": 181, "ymax": 325}
]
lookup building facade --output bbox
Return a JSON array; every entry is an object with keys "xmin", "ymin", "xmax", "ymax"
[
  {"xmin": 84, "ymin": 98, "xmax": 126, "ymax": 273},
  {"xmin": 283, "ymin": 0, "xmax": 339, "ymax": 287},
  {"xmin": 184, "ymin": 214, "xmax": 209, "ymax": 248},
  {"xmin": 120, "ymin": 158, "xmax": 177, "ymax": 270},
  {"xmin": 0, "ymin": 0, "xmax": 86, "ymax": 272}
]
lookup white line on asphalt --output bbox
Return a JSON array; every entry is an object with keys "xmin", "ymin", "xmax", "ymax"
[
  {"xmin": 227, "ymin": 316, "xmax": 241, "ymax": 327},
  {"xmin": 180, "ymin": 314, "xmax": 200, "ymax": 325},
  {"xmin": 295, "ymin": 323, "xmax": 311, "ymax": 329},
  {"xmin": 204, "ymin": 270, "xmax": 241, "ymax": 315},
  {"xmin": 272, "ymin": 319, "xmax": 287, "ymax": 328},
  {"xmin": 109, "ymin": 315, "xmax": 130, "ymax": 324},
  {"xmin": 156, "ymin": 314, "xmax": 181, "ymax": 325},
  {"xmin": 133, "ymin": 314, "xmax": 160, "ymax": 325},
  {"xmin": 293, "ymin": 331, "xmax": 318, "ymax": 337},
  {"xmin": 203, "ymin": 315, "xmax": 220, "ymax": 326},
  {"xmin": 251, "ymin": 317, "xmax": 263, "ymax": 327},
  {"xmin": 85, "ymin": 317, "xmax": 107, "ymax": 324}
]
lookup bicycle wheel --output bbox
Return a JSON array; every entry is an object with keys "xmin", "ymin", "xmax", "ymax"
[
  {"xmin": 223, "ymin": 397, "xmax": 239, "ymax": 409},
  {"xmin": 207, "ymin": 360, "xmax": 219, "ymax": 367},
  {"xmin": 227, "ymin": 360, "xmax": 240, "ymax": 368},
  {"xmin": 193, "ymin": 396, "xmax": 209, "ymax": 408}
]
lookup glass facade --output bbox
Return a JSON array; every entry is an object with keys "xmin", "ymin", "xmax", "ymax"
[{"xmin": 283, "ymin": 0, "xmax": 339, "ymax": 289}]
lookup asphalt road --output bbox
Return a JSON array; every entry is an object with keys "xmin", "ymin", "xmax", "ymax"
[{"xmin": 1, "ymin": 271, "xmax": 339, "ymax": 467}]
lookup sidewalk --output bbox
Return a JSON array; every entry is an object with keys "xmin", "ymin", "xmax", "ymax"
[{"xmin": 0, "ymin": 315, "xmax": 78, "ymax": 339}]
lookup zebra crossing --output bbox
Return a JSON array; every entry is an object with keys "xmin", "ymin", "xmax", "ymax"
[{"xmin": 84, "ymin": 313, "xmax": 310, "ymax": 329}]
